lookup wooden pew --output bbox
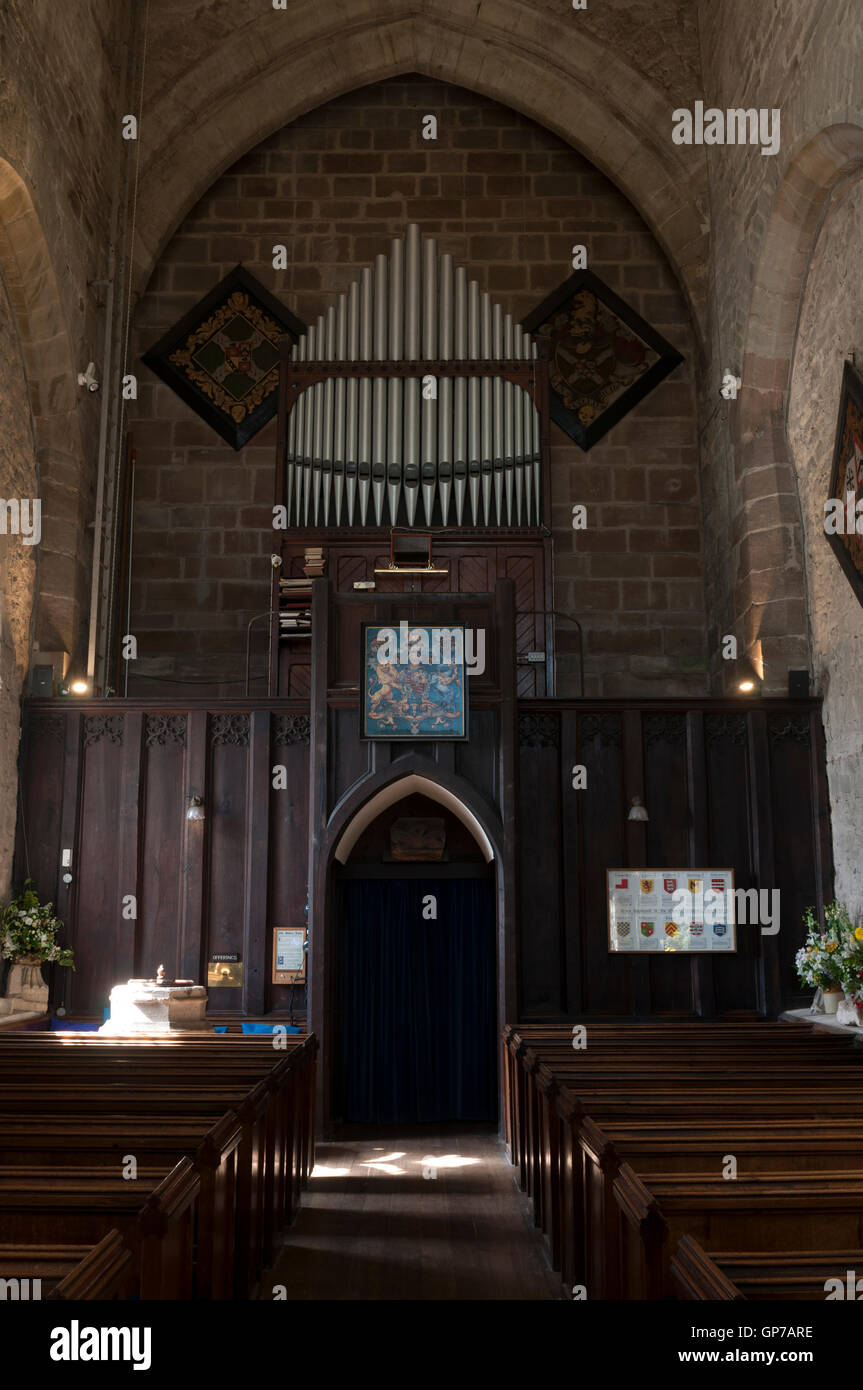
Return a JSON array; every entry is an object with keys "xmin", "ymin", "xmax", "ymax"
[
  {"xmin": 0, "ymin": 1030, "xmax": 318, "ymax": 1298},
  {"xmin": 505, "ymin": 1020, "xmax": 863, "ymax": 1301},
  {"xmin": 570, "ymin": 1113, "xmax": 863, "ymax": 1297},
  {"xmin": 614, "ymin": 1165, "xmax": 863, "ymax": 1300},
  {"xmin": 47, "ymin": 1230, "xmax": 136, "ymax": 1301}
]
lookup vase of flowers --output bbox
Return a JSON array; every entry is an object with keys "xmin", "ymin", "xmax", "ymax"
[
  {"xmin": 835, "ymin": 911, "xmax": 863, "ymax": 1025},
  {"xmin": 0, "ymin": 881, "xmax": 74, "ymax": 1016},
  {"xmin": 795, "ymin": 905, "xmax": 846, "ymax": 1013}
]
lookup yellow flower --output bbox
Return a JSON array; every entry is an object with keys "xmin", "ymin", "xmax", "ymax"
[
  {"xmin": 826, "ymin": 941, "xmax": 837, "ymax": 952},
  {"xmin": 854, "ymin": 927, "xmax": 863, "ymax": 941}
]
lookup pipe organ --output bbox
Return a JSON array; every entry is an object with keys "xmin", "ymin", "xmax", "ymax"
[{"xmin": 279, "ymin": 224, "xmax": 548, "ymax": 530}]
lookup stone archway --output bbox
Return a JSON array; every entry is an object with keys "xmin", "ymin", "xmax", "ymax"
[
  {"xmin": 734, "ymin": 125, "xmax": 863, "ymax": 688},
  {"xmin": 0, "ymin": 159, "xmax": 84, "ymax": 897},
  {"xmin": 134, "ymin": 1, "xmax": 709, "ymax": 344},
  {"xmin": 0, "ymin": 158, "xmax": 87, "ymax": 658}
]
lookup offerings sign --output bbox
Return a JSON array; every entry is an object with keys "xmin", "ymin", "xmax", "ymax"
[{"xmin": 607, "ymin": 870, "xmax": 737, "ymax": 954}]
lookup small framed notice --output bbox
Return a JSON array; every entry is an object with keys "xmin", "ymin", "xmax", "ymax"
[
  {"xmin": 272, "ymin": 928, "xmax": 306, "ymax": 985},
  {"xmin": 607, "ymin": 869, "xmax": 737, "ymax": 953}
]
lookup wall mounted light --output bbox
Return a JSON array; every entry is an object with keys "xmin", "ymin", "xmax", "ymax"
[
  {"xmin": 186, "ymin": 796, "xmax": 205, "ymax": 822},
  {"xmin": 59, "ymin": 674, "xmax": 90, "ymax": 696},
  {"xmin": 627, "ymin": 795, "xmax": 649, "ymax": 822},
  {"xmin": 735, "ymin": 658, "xmax": 762, "ymax": 695}
]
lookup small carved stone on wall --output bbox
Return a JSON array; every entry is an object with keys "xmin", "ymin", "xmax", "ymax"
[
  {"xmin": 768, "ymin": 714, "xmax": 810, "ymax": 745},
  {"xmin": 145, "ymin": 714, "xmax": 187, "ymax": 748},
  {"xmin": 83, "ymin": 715, "xmax": 124, "ymax": 747},
  {"xmin": 519, "ymin": 713, "xmax": 560, "ymax": 749},
  {"xmin": 578, "ymin": 713, "xmax": 622, "ymax": 749},
  {"xmin": 273, "ymin": 714, "xmax": 311, "ymax": 746},
  {"xmin": 388, "ymin": 817, "xmax": 446, "ymax": 862},
  {"xmin": 210, "ymin": 713, "xmax": 250, "ymax": 747}
]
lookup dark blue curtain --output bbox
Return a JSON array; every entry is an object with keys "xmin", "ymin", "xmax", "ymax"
[{"xmin": 336, "ymin": 877, "xmax": 497, "ymax": 1123}]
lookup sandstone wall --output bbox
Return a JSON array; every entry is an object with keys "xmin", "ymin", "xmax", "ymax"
[
  {"xmin": 129, "ymin": 76, "xmax": 704, "ymax": 698},
  {"xmin": 696, "ymin": 0, "xmax": 863, "ymax": 689},
  {"xmin": 0, "ymin": 265, "xmax": 37, "ymax": 899},
  {"xmin": 787, "ymin": 178, "xmax": 863, "ymax": 920}
]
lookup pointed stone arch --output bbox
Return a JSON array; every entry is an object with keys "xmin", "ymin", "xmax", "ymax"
[
  {"xmin": 0, "ymin": 157, "xmax": 88, "ymax": 655},
  {"xmin": 333, "ymin": 771, "xmax": 496, "ymax": 864},
  {"xmin": 734, "ymin": 124, "xmax": 863, "ymax": 687},
  {"xmin": 134, "ymin": 2, "xmax": 708, "ymax": 343}
]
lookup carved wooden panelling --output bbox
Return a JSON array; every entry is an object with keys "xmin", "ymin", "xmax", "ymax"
[
  {"xmin": 274, "ymin": 713, "xmax": 311, "ymax": 746},
  {"xmin": 579, "ymin": 713, "xmax": 622, "ymax": 748},
  {"xmin": 210, "ymin": 713, "xmax": 250, "ymax": 747},
  {"xmin": 519, "ymin": 712, "xmax": 559, "ymax": 749},
  {"xmin": 83, "ymin": 715, "xmax": 124, "ymax": 746},
  {"xmin": 145, "ymin": 714, "xmax": 187, "ymax": 747}
]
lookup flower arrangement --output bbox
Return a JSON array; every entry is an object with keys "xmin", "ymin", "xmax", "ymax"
[
  {"xmin": 0, "ymin": 881, "xmax": 74, "ymax": 967},
  {"xmin": 794, "ymin": 904, "xmax": 846, "ymax": 991}
]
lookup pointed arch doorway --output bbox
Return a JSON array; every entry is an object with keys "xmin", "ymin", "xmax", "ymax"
[{"xmin": 329, "ymin": 775, "xmax": 498, "ymax": 1127}]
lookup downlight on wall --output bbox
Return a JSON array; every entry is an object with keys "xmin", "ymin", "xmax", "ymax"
[
  {"xmin": 186, "ymin": 796, "xmax": 205, "ymax": 822},
  {"xmin": 59, "ymin": 674, "xmax": 91, "ymax": 695},
  {"xmin": 735, "ymin": 652, "xmax": 763, "ymax": 695}
]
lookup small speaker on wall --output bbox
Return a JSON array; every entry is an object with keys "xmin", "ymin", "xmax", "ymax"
[
  {"xmin": 788, "ymin": 669, "xmax": 809, "ymax": 698},
  {"xmin": 30, "ymin": 665, "xmax": 55, "ymax": 697}
]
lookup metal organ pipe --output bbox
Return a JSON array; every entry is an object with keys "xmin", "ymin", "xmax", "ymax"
[
  {"xmin": 420, "ymin": 236, "xmax": 438, "ymax": 527},
  {"xmin": 345, "ymin": 281, "xmax": 359, "ymax": 526},
  {"xmin": 437, "ymin": 253, "xmax": 454, "ymax": 527},
  {"xmin": 286, "ymin": 341, "xmax": 298, "ymax": 525},
  {"xmin": 531, "ymin": 338, "xmax": 541, "ymax": 523},
  {"xmin": 480, "ymin": 292, "xmax": 493, "ymax": 526},
  {"xmin": 492, "ymin": 302, "xmax": 504, "ymax": 527},
  {"xmin": 453, "ymin": 266, "xmax": 468, "ymax": 525},
  {"xmin": 303, "ymin": 322, "xmax": 316, "ymax": 524},
  {"xmin": 521, "ymin": 330, "xmax": 534, "ymax": 525},
  {"xmin": 372, "ymin": 254, "xmax": 387, "ymax": 526},
  {"xmin": 332, "ymin": 294, "xmax": 348, "ymax": 526},
  {"xmin": 512, "ymin": 321, "xmax": 524, "ymax": 525},
  {"xmin": 321, "ymin": 305, "xmax": 337, "ymax": 525},
  {"xmin": 403, "ymin": 223, "xmax": 421, "ymax": 527},
  {"xmin": 284, "ymin": 224, "xmax": 542, "ymax": 532},
  {"xmin": 467, "ymin": 280, "xmax": 481, "ymax": 526},
  {"xmin": 503, "ymin": 314, "xmax": 515, "ymax": 526},
  {"xmin": 386, "ymin": 237, "xmax": 404, "ymax": 526},
  {"xmin": 358, "ymin": 267, "xmax": 373, "ymax": 526}
]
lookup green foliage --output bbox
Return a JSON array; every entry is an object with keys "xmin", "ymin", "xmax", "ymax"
[{"xmin": 0, "ymin": 880, "xmax": 75, "ymax": 968}]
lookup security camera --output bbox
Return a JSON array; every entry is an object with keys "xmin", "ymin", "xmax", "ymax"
[
  {"xmin": 720, "ymin": 370, "xmax": 741, "ymax": 401},
  {"xmin": 271, "ymin": 554, "xmax": 282, "ymax": 567},
  {"xmin": 77, "ymin": 362, "xmax": 100, "ymax": 393}
]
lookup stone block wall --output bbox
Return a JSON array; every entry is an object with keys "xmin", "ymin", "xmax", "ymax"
[
  {"xmin": 696, "ymin": 0, "xmax": 862, "ymax": 690},
  {"xmin": 787, "ymin": 179, "xmax": 863, "ymax": 920},
  {"xmin": 129, "ymin": 76, "xmax": 704, "ymax": 698}
]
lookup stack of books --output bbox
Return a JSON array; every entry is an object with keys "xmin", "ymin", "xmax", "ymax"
[{"xmin": 279, "ymin": 577, "xmax": 312, "ymax": 636}]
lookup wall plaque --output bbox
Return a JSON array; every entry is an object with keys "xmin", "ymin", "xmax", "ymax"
[
  {"xmin": 273, "ymin": 928, "xmax": 306, "ymax": 985},
  {"xmin": 607, "ymin": 869, "xmax": 737, "ymax": 953}
]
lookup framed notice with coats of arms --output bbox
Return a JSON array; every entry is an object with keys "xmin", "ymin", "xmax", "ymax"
[{"xmin": 607, "ymin": 869, "xmax": 737, "ymax": 953}]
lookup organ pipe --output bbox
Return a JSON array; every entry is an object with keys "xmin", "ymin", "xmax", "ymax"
[{"xmin": 285, "ymin": 224, "xmax": 543, "ymax": 531}]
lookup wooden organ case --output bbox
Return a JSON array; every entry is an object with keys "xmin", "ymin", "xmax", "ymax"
[{"xmin": 270, "ymin": 224, "xmax": 553, "ymax": 697}]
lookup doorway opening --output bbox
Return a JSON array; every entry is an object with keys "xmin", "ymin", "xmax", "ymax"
[{"xmin": 331, "ymin": 790, "xmax": 497, "ymax": 1125}]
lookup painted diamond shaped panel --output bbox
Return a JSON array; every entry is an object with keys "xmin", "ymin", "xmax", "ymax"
[
  {"xmin": 522, "ymin": 270, "xmax": 683, "ymax": 451},
  {"xmin": 142, "ymin": 265, "xmax": 305, "ymax": 450}
]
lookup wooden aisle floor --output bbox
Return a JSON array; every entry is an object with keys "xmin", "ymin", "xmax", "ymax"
[{"xmin": 260, "ymin": 1127, "xmax": 560, "ymax": 1299}]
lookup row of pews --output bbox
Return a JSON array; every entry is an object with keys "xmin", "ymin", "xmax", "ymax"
[
  {"xmin": 503, "ymin": 1019, "xmax": 863, "ymax": 1300},
  {"xmin": 0, "ymin": 1027, "xmax": 317, "ymax": 1299}
]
